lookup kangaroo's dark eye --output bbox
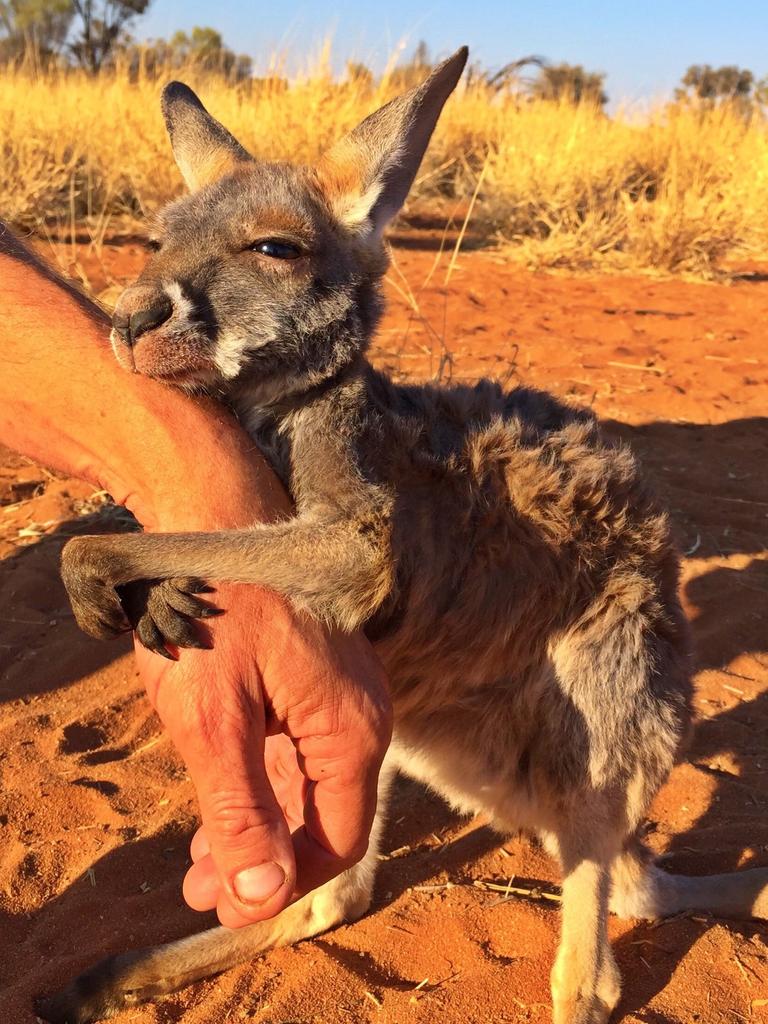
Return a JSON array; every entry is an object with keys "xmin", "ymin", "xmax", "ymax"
[
  {"xmin": 251, "ymin": 239, "xmax": 302, "ymax": 260},
  {"xmin": 146, "ymin": 238, "xmax": 162, "ymax": 252}
]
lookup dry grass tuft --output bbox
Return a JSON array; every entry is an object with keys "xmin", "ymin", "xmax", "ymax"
[{"xmin": 2, "ymin": 54, "xmax": 768, "ymax": 276}]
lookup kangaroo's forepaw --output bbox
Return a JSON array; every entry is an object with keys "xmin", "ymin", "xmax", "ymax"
[
  {"xmin": 61, "ymin": 537, "xmax": 131, "ymax": 640},
  {"xmin": 118, "ymin": 577, "xmax": 220, "ymax": 657},
  {"xmin": 73, "ymin": 582, "xmax": 131, "ymax": 639}
]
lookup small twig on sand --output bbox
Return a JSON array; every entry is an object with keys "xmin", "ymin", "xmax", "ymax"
[
  {"xmin": 474, "ymin": 878, "xmax": 562, "ymax": 906},
  {"xmin": 410, "ymin": 972, "xmax": 461, "ymax": 1003},
  {"xmin": 606, "ymin": 361, "xmax": 665, "ymax": 375}
]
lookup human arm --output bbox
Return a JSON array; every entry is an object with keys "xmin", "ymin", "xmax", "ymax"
[{"xmin": 0, "ymin": 223, "xmax": 392, "ymax": 925}]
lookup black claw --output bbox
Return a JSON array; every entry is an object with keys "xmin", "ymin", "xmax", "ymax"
[
  {"xmin": 177, "ymin": 578, "xmax": 214, "ymax": 595},
  {"xmin": 88, "ymin": 611, "xmax": 129, "ymax": 639},
  {"xmin": 163, "ymin": 591, "xmax": 210, "ymax": 620},
  {"xmin": 188, "ymin": 637, "xmax": 211, "ymax": 650},
  {"xmin": 113, "ymin": 579, "xmax": 219, "ymax": 654},
  {"xmin": 136, "ymin": 617, "xmax": 174, "ymax": 660},
  {"xmin": 155, "ymin": 617, "xmax": 202, "ymax": 649}
]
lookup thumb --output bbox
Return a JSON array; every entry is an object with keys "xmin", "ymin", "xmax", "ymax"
[{"xmin": 149, "ymin": 653, "xmax": 297, "ymax": 926}]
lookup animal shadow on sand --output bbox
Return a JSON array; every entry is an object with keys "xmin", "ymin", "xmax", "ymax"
[{"xmin": 0, "ymin": 511, "xmax": 135, "ymax": 703}]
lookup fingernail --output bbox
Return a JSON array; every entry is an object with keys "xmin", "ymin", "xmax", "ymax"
[{"xmin": 233, "ymin": 862, "xmax": 286, "ymax": 905}]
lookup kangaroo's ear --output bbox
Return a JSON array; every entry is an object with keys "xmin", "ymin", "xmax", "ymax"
[
  {"xmin": 161, "ymin": 82, "xmax": 253, "ymax": 192},
  {"xmin": 317, "ymin": 46, "xmax": 468, "ymax": 237}
]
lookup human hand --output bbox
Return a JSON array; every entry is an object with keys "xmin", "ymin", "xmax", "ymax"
[
  {"xmin": 0, "ymin": 229, "xmax": 392, "ymax": 928},
  {"xmin": 135, "ymin": 583, "xmax": 392, "ymax": 928}
]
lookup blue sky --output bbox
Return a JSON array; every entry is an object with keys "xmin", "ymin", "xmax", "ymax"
[{"xmin": 137, "ymin": 1, "xmax": 768, "ymax": 104}]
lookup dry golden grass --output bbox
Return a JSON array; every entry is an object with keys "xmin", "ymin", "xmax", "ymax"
[{"xmin": 2, "ymin": 54, "xmax": 768, "ymax": 275}]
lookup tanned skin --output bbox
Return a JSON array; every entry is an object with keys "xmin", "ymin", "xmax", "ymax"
[{"xmin": 0, "ymin": 225, "xmax": 391, "ymax": 932}]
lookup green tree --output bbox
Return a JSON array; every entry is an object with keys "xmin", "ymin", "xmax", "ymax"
[
  {"xmin": 126, "ymin": 25, "xmax": 251, "ymax": 81},
  {"xmin": 531, "ymin": 62, "xmax": 607, "ymax": 106},
  {"xmin": 675, "ymin": 64, "xmax": 755, "ymax": 104},
  {"xmin": 168, "ymin": 25, "xmax": 251, "ymax": 78},
  {"xmin": 0, "ymin": 0, "xmax": 73, "ymax": 63},
  {"xmin": 69, "ymin": 0, "xmax": 150, "ymax": 72}
]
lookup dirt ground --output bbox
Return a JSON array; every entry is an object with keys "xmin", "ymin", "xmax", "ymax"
[{"xmin": 1, "ymin": 238, "xmax": 767, "ymax": 1024}]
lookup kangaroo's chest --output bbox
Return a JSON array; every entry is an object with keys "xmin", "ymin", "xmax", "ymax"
[{"xmin": 234, "ymin": 387, "xmax": 609, "ymax": 707}]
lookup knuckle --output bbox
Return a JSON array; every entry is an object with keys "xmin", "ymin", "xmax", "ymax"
[{"xmin": 204, "ymin": 791, "xmax": 281, "ymax": 842}]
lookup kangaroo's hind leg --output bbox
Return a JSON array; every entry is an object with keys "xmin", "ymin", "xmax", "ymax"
[{"xmin": 543, "ymin": 810, "xmax": 624, "ymax": 1024}]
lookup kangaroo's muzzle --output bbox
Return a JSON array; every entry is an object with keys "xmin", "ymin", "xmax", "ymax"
[{"xmin": 112, "ymin": 293, "xmax": 173, "ymax": 347}]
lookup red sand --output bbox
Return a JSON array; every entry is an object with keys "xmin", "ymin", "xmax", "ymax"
[{"xmin": 1, "ymin": 241, "xmax": 767, "ymax": 1023}]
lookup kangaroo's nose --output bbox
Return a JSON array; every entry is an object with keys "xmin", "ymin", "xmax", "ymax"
[{"xmin": 113, "ymin": 296, "xmax": 173, "ymax": 346}]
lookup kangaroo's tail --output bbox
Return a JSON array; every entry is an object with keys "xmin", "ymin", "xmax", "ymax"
[
  {"xmin": 36, "ymin": 864, "xmax": 371, "ymax": 1024},
  {"xmin": 610, "ymin": 840, "xmax": 768, "ymax": 921}
]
